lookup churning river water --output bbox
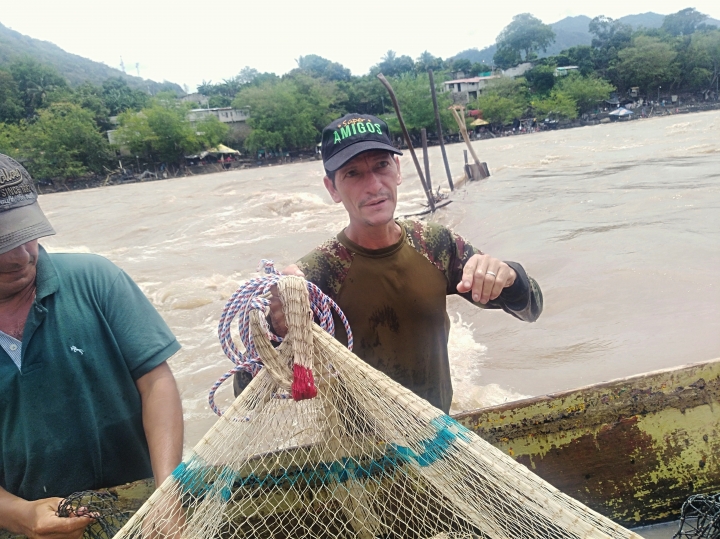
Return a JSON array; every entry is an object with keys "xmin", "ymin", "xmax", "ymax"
[{"xmin": 38, "ymin": 110, "xmax": 720, "ymax": 450}]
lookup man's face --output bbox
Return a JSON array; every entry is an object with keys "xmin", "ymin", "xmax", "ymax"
[
  {"xmin": 324, "ymin": 151, "xmax": 402, "ymax": 229},
  {"xmin": 0, "ymin": 240, "xmax": 39, "ymax": 301}
]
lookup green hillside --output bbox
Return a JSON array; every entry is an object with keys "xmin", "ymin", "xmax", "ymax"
[
  {"xmin": 452, "ymin": 11, "xmax": 720, "ymax": 67},
  {"xmin": 0, "ymin": 22, "xmax": 183, "ymax": 93},
  {"xmin": 450, "ymin": 16, "xmax": 594, "ymax": 67}
]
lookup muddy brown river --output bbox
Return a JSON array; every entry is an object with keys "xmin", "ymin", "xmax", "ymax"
[{"xmin": 38, "ymin": 110, "xmax": 720, "ymax": 450}]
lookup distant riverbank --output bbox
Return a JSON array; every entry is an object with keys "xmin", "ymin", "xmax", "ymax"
[{"xmin": 36, "ymin": 100, "xmax": 720, "ymax": 195}]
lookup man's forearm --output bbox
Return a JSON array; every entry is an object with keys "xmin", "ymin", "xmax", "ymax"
[
  {"xmin": 0, "ymin": 486, "xmax": 29, "ymax": 534},
  {"xmin": 136, "ymin": 362, "xmax": 184, "ymax": 487}
]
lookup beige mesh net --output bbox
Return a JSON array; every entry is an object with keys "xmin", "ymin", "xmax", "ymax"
[{"xmin": 114, "ymin": 276, "xmax": 642, "ymax": 539}]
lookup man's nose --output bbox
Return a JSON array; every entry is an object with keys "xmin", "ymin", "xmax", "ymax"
[
  {"xmin": 3, "ymin": 244, "xmax": 32, "ymax": 263},
  {"xmin": 365, "ymin": 171, "xmax": 384, "ymax": 191}
]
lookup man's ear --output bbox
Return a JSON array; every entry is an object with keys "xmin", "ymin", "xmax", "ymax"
[
  {"xmin": 323, "ymin": 176, "xmax": 342, "ymax": 203},
  {"xmin": 394, "ymin": 155, "xmax": 403, "ymax": 186}
]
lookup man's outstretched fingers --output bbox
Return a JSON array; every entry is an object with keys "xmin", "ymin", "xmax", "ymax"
[
  {"xmin": 472, "ymin": 259, "xmax": 492, "ymax": 303},
  {"xmin": 478, "ymin": 268, "xmax": 497, "ymax": 304},
  {"xmin": 457, "ymin": 256, "xmax": 479, "ymax": 294},
  {"xmin": 489, "ymin": 266, "xmax": 507, "ymax": 301}
]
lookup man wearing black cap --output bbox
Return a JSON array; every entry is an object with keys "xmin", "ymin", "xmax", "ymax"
[
  {"xmin": 0, "ymin": 154, "xmax": 183, "ymax": 539},
  {"xmin": 237, "ymin": 113, "xmax": 543, "ymax": 414}
]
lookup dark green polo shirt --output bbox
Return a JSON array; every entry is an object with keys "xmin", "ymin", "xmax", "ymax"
[{"xmin": 0, "ymin": 246, "xmax": 181, "ymax": 501}]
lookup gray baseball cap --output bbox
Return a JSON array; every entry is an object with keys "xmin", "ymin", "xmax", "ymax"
[{"xmin": 0, "ymin": 154, "xmax": 55, "ymax": 254}]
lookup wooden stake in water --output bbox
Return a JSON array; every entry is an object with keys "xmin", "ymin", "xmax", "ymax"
[
  {"xmin": 377, "ymin": 73, "xmax": 436, "ymax": 213},
  {"xmin": 450, "ymin": 105, "xmax": 490, "ymax": 180},
  {"xmin": 421, "ymin": 128, "xmax": 432, "ymax": 194},
  {"xmin": 428, "ymin": 70, "xmax": 454, "ymax": 191}
]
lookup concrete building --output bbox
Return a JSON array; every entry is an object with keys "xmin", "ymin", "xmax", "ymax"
[
  {"xmin": 502, "ymin": 62, "xmax": 533, "ymax": 78},
  {"xmin": 442, "ymin": 63, "xmax": 534, "ymax": 104},
  {"xmin": 187, "ymin": 107, "xmax": 251, "ymax": 142},
  {"xmin": 443, "ymin": 75, "xmax": 501, "ymax": 104},
  {"xmin": 180, "ymin": 93, "xmax": 209, "ymax": 107},
  {"xmin": 554, "ymin": 66, "xmax": 579, "ymax": 77},
  {"xmin": 187, "ymin": 107, "xmax": 250, "ymax": 124}
]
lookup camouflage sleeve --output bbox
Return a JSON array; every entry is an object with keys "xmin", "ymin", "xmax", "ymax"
[
  {"xmin": 401, "ymin": 219, "xmax": 543, "ymax": 322},
  {"xmin": 296, "ymin": 237, "xmax": 354, "ymax": 300},
  {"xmin": 486, "ymin": 262, "xmax": 544, "ymax": 322}
]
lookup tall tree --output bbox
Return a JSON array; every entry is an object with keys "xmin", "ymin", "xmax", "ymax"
[
  {"xmin": 233, "ymin": 74, "xmax": 343, "ymax": 152},
  {"xmin": 474, "ymin": 94, "xmax": 526, "ymax": 126},
  {"xmin": 0, "ymin": 122, "xmax": 22, "ymax": 156},
  {"xmin": 414, "ymin": 51, "xmax": 444, "ymax": 74},
  {"xmin": 589, "ymin": 16, "xmax": 633, "ymax": 50},
  {"xmin": 0, "ymin": 70, "xmax": 24, "ymax": 123},
  {"xmin": 493, "ymin": 14, "xmax": 555, "ymax": 68},
  {"xmin": 237, "ymin": 67, "xmax": 260, "ymax": 85},
  {"xmin": 450, "ymin": 58, "xmax": 472, "ymax": 73},
  {"xmin": 525, "ymin": 65, "xmax": 556, "ymax": 95},
  {"xmin": 102, "ymin": 77, "xmax": 149, "ymax": 115},
  {"xmin": 19, "ymin": 102, "xmax": 111, "ymax": 184},
  {"xmin": 617, "ymin": 35, "xmax": 679, "ymax": 94},
  {"xmin": 686, "ymin": 29, "xmax": 720, "ymax": 91},
  {"xmin": 296, "ymin": 55, "xmax": 351, "ymax": 81},
  {"xmin": 195, "ymin": 115, "xmax": 229, "ymax": 147},
  {"xmin": 374, "ymin": 51, "xmax": 415, "ymax": 77},
  {"xmin": 554, "ymin": 74, "xmax": 615, "ymax": 113},
  {"xmin": 115, "ymin": 98, "xmax": 200, "ymax": 164},
  {"xmin": 8, "ymin": 59, "xmax": 67, "ymax": 117},
  {"xmin": 662, "ymin": 8, "xmax": 708, "ymax": 37},
  {"xmin": 337, "ymin": 76, "xmax": 387, "ymax": 116},
  {"xmin": 46, "ymin": 82, "xmax": 112, "ymax": 131},
  {"xmin": 555, "ymin": 45, "xmax": 595, "ymax": 76},
  {"xmin": 473, "ymin": 78, "xmax": 529, "ymax": 126},
  {"xmin": 381, "ymin": 73, "xmax": 453, "ymax": 137},
  {"xmin": 588, "ymin": 15, "xmax": 633, "ymax": 76},
  {"xmin": 533, "ymin": 91, "xmax": 578, "ymax": 120}
]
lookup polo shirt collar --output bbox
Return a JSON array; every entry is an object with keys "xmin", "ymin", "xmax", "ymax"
[{"xmin": 35, "ymin": 244, "xmax": 59, "ymax": 301}]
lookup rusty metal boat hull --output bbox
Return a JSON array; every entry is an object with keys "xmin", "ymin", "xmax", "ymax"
[{"xmin": 453, "ymin": 357, "xmax": 720, "ymax": 528}]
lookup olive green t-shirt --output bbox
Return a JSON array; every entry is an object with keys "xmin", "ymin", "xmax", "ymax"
[{"xmin": 297, "ymin": 220, "xmax": 542, "ymax": 413}]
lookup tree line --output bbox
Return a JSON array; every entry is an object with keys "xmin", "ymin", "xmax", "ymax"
[
  {"xmin": 479, "ymin": 8, "xmax": 720, "ymax": 123},
  {"xmin": 0, "ymin": 6, "xmax": 718, "ymax": 184}
]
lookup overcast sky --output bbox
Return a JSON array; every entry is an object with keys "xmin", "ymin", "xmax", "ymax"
[{"xmin": 3, "ymin": 0, "xmax": 720, "ymax": 91}]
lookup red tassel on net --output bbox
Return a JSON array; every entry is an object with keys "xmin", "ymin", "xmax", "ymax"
[{"xmin": 291, "ymin": 364, "xmax": 317, "ymax": 400}]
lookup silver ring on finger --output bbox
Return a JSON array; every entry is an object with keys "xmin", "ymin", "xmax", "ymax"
[{"xmin": 486, "ymin": 271, "xmax": 497, "ymax": 277}]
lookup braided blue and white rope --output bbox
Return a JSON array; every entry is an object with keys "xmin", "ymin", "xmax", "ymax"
[{"xmin": 209, "ymin": 260, "xmax": 353, "ymax": 416}]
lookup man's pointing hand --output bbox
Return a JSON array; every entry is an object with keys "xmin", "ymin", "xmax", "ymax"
[{"xmin": 457, "ymin": 254, "xmax": 516, "ymax": 304}]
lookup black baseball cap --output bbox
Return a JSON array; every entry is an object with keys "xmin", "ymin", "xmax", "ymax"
[
  {"xmin": 321, "ymin": 113, "xmax": 402, "ymax": 173},
  {"xmin": 0, "ymin": 154, "xmax": 55, "ymax": 254}
]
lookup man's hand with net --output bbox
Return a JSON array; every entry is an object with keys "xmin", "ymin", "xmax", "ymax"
[
  {"xmin": 267, "ymin": 264, "xmax": 305, "ymax": 338},
  {"xmin": 0, "ymin": 489, "xmax": 92, "ymax": 539}
]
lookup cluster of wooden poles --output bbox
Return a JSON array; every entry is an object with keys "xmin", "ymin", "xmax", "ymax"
[{"xmin": 376, "ymin": 70, "xmax": 490, "ymax": 215}]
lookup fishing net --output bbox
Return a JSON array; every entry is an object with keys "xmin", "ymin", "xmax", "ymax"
[
  {"xmin": 673, "ymin": 493, "xmax": 720, "ymax": 538},
  {"xmin": 57, "ymin": 490, "xmax": 130, "ymax": 539},
  {"xmin": 114, "ymin": 273, "xmax": 642, "ymax": 539}
]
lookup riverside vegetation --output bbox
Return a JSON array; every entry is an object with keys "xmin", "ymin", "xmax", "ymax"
[{"xmin": 0, "ymin": 7, "xmax": 718, "ymax": 187}]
